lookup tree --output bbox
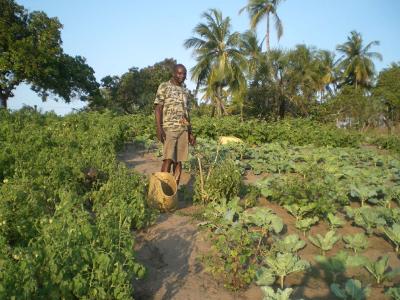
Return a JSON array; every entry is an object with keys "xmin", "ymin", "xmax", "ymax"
[
  {"xmin": 240, "ymin": 30, "xmax": 263, "ymax": 80},
  {"xmin": 373, "ymin": 63, "xmax": 400, "ymax": 130},
  {"xmin": 239, "ymin": 0, "xmax": 284, "ymax": 51},
  {"xmin": 336, "ymin": 31, "xmax": 382, "ymax": 89},
  {"xmin": 314, "ymin": 50, "xmax": 339, "ymax": 101},
  {"xmin": 0, "ymin": 0, "xmax": 98, "ymax": 109},
  {"xmin": 184, "ymin": 9, "xmax": 247, "ymax": 116},
  {"xmin": 92, "ymin": 58, "xmax": 184, "ymax": 114}
]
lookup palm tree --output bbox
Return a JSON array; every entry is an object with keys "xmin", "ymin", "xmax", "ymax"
[
  {"xmin": 240, "ymin": 30, "xmax": 263, "ymax": 79},
  {"xmin": 336, "ymin": 31, "xmax": 382, "ymax": 89},
  {"xmin": 315, "ymin": 50, "xmax": 339, "ymax": 100},
  {"xmin": 239, "ymin": 0, "xmax": 285, "ymax": 51},
  {"xmin": 184, "ymin": 9, "xmax": 247, "ymax": 116}
]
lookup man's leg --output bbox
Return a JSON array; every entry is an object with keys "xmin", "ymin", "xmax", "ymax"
[
  {"xmin": 172, "ymin": 162, "xmax": 182, "ymax": 185},
  {"xmin": 174, "ymin": 130, "xmax": 188, "ymax": 185},
  {"xmin": 161, "ymin": 130, "xmax": 177, "ymax": 173},
  {"xmin": 161, "ymin": 159, "xmax": 173, "ymax": 172}
]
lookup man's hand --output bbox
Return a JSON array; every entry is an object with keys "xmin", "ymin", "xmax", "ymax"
[
  {"xmin": 189, "ymin": 132, "xmax": 196, "ymax": 146},
  {"xmin": 157, "ymin": 127, "xmax": 166, "ymax": 143}
]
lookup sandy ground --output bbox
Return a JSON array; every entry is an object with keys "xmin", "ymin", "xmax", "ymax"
[{"xmin": 119, "ymin": 143, "xmax": 399, "ymax": 300}]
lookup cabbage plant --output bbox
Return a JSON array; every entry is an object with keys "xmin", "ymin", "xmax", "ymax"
[
  {"xmin": 330, "ymin": 279, "xmax": 370, "ymax": 300},
  {"xmin": 343, "ymin": 233, "xmax": 369, "ymax": 254},
  {"xmin": 308, "ymin": 230, "xmax": 341, "ymax": 255}
]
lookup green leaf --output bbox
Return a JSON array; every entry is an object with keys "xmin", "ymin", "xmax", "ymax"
[
  {"xmin": 343, "ymin": 232, "xmax": 369, "ymax": 253},
  {"xmin": 308, "ymin": 230, "xmax": 340, "ymax": 255},
  {"xmin": 273, "ymin": 234, "xmax": 306, "ymax": 253},
  {"xmin": 255, "ymin": 267, "xmax": 276, "ymax": 286}
]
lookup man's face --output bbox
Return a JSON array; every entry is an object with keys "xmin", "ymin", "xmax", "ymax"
[{"xmin": 173, "ymin": 67, "xmax": 187, "ymax": 85}]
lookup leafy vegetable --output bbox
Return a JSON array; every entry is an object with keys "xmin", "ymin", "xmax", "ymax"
[
  {"xmin": 363, "ymin": 255, "xmax": 400, "ymax": 284},
  {"xmin": 261, "ymin": 252, "xmax": 310, "ymax": 289},
  {"xmin": 295, "ymin": 217, "xmax": 319, "ymax": 236},
  {"xmin": 330, "ymin": 279, "xmax": 370, "ymax": 300},
  {"xmin": 284, "ymin": 203, "xmax": 316, "ymax": 221},
  {"xmin": 260, "ymin": 287, "xmax": 297, "ymax": 300},
  {"xmin": 315, "ymin": 251, "xmax": 349, "ymax": 282},
  {"xmin": 327, "ymin": 213, "xmax": 345, "ymax": 230},
  {"xmin": 382, "ymin": 223, "xmax": 400, "ymax": 253},
  {"xmin": 342, "ymin": 232, "xmax": 369, "ymax": 253},
  {"xmin": 308, "ymin": 230, "xmax": 341, "ymax": 255},
  {"xmin": 345, "ymin": 206, "xmax": 386, "ymax": 235},
  {"xmin": 272, "ymin": 234, "xmax": 306, "ymax": 254},
  {"xmin": 386, "ymin": 286, "xmax": 400, "ymax": 300}
]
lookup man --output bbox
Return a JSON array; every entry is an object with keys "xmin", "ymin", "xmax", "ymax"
[{"xmin": 154, "ymin": 64, "xmax": 195, "ymax": 185}]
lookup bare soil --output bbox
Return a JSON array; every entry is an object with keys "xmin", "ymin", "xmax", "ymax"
[{"xmin": 119, "ymin": 143, "xmax": 399, "ymax": 300}]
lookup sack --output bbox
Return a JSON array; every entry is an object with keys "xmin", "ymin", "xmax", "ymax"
[
  {"xmin": 218, "ymin": 136, "xmax": 243, "ymax": 145},
  {"xmin": 148, "ymin": 172, "xmax": 178, "ymax": 212}
]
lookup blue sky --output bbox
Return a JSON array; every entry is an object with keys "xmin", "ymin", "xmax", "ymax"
[{"xmin": 9, "ymin": 0, "xmax": 400, "ymax": 115}]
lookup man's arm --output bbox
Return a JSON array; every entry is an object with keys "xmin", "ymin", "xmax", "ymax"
[
  {"xmin": 155, "ymin": 103, "xmax": 166, "ymax": 143},
  {"xmin": 186, "ymin": 113, "xmax": 196, "ymax": 146}
]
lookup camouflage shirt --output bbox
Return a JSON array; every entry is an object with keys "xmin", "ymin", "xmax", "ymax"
[{"xmin": 154, "ymin": 80, "xmax": 190, "ymax": 131}]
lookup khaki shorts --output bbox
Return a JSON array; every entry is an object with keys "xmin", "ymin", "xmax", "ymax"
[{"xmin": 163, "ymin": 129, "xmax": 189, "ymax": 162}]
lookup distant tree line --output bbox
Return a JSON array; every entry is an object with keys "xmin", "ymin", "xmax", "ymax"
[{"xmin": 1, "ymin": 0, "xmax": 399, "ymax": 131}]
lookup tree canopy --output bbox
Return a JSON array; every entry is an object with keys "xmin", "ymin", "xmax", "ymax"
[{"xmin": 0, "ymin": 0, "xmax": 98, "ymax": 108}]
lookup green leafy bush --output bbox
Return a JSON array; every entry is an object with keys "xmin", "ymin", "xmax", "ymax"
[
  {"xmin": 194, "ymin": 158, "xmax": 242, "ymax": 203},
  {"xmin": 0, "ymin": 110, "xmax": 154, "ymax": 299},
  {"xmin": 331, "ymin": 279, "xmax": 370, "ymax": 300}
]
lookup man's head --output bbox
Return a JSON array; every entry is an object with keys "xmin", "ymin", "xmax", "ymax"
[{"xmin": 172, "ymin": 64, "xmax": 187, "ymax": 86}]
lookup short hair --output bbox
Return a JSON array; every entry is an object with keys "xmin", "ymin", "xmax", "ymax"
[{"xmin": 173, "ymin": 64, "xmax": 186, "ymax": 73}]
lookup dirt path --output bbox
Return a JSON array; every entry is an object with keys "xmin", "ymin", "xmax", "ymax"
[{"xmin": 118, "ymin": 144, "xmax": 261, "ymax": 300}]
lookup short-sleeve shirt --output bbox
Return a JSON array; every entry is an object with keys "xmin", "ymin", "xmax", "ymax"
[{"xmin": 154, "ymin": 80, "xmax": 190, "ymax": 131}]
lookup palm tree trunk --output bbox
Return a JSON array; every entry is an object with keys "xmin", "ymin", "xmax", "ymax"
[
  {"xmin": 279, "ymin": 97, "xmax": 286, "ymax": 119},
  {"xmin": 0, "ymin": 95, "xmax": 7, "ymax": 109},
  {"xmin": 266, "ymin": 13, "xmax": 270, "ymax": 51}
]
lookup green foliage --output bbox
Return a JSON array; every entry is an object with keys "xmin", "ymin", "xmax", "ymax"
[
  {"xmin": 184, "ymin": 9, "xmax": 247, "ymax": 116},
  {"xmin": 203, "ymin": 223, "xmax": 257, "ymax": 290},
  {"xmin": 255, "ymin": 267, "xmax": 276, "ymax": 286},
  {"xmin": 308, "ymin": 230, "xmax": 341, "ymax": 255},
  {"xmin": 330, "ymin": 279, "xmax": 371, "ymax": 300},
  {"xmin": 260, "ymin": 287, "xmax": 296, "ymax": 300},
  {"xmin": 0, "ymin": 111, "xmax": 155, "ymax": 298},
  {"xmin": 371, "ymin": 134, "xmax": 400, "ymax": 155},
  {"xmin": 242, "ymin": 207, "xmax": 283, "ymax": 234},
  {"xmin": 382, "ymin": 223, "xmax": 400, "ymax": 253},
  {"xmin": 284, "ymin": 203, "xmax": 316, "ymax": 221},
  {"xmin": 0, "ymin": 0, "xmax": 98, "ymax": 108},
  {"xmin": 373, "ymin": 63, "xmax": 400, "ymax": 125},
  {"xmin": 363, "ymin": 255, "xmax": 400, "ymax": 285},
  {"xmin": 269, "ymin": 163, "xmax": 346, "ymax": 217},
  {"xmin": 345, "ymin": 206, "xmax": 387, "ymax": 235},
  {"xmin": 314, "ymin": 250, "xmax": 365, "ymax": 284},
  {"xmin": 202, "ymin": 197, "xmax": 243, "ymax": 230},
  {"xmin": 386, "ymin": 286, "xmax": 400, "ymax": 300},
  {"xmin": 349, "ymin": 184, "xmax": 379, "ymax": 207},
  {"xmin": 95, "ymin": 58, "xmax": 179, "ymax": 114},
  {"xmin": 336, "ymin": 30, "xmax": 382, "ymax": 89},
  {"xmin": 192, "ymin": 116, "xmax": 362, "ymax": 147},
  {"xmin": 315, "ymin": 251, "xmax": 349, "ymax": 283},
  {"xmin": 295, "ymin": 217, "xmax": 319, "ymax": 236},
  {"xmin": 342, "ymin": 233, "xmax": 369, "ymax": 254},
  {"xmin": 260, "ymin": 252, "xmax": 310, "ymax": 289},
  {"xmin": 272, "ymin": 234, "xmax": 306, "ymax": 254},
  {"xmin": 327, "ymin": 213, "xmax": 345, "ymax": 230},
  {"xmin": 194, "ymin": 158, "xmax": 242, "ymax": 204}
]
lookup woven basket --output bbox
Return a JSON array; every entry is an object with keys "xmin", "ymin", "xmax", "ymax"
[
  {"xmin": 148, "ymin": 172, "xmax": 178, "ymax": 212},
  {"xmin": 218, "ymin": 136, "xmax": 243, "ymax": 145}
]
